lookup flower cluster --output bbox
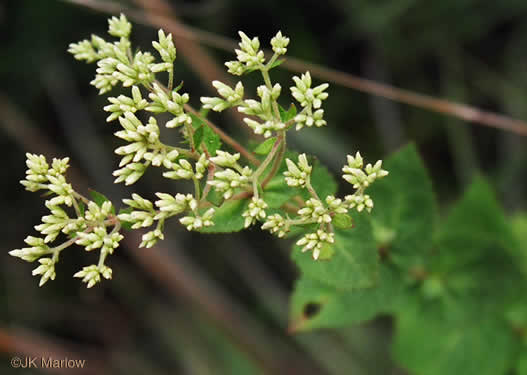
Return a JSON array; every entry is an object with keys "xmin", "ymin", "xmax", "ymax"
[
  {"xmin": 342, "ymin": 152, "xmax": 389, "ymax": 212},
  {"xmin": 260, "ymin": 151, "xmax": 387, "ymax": 260},
  {"xmin": 283, "ymin": 153, "xmax": 312, "ymax": 187},
  {"xmin": 11, "ymin": 154, "xmax": 123, "ymax": 287},
  {"xmin": 243, "ymin": 197, "xmax": 268, "ymax": 228},
  {"xmin": 202, "ymin": 30, "xmax": 328, "ymax": 139},
  {"xmin": 11, "ymin": 16, "xmax": 390, "ymax": 290},
  {"xmin": 297, "ymin": 230, "xmax": 335, "ymax": 260},
  {"xmin": 225, "ymin": 31, "xmax": 266, "ymax": 75},
  {"xmin": 291, "ymin": 72, "xmax": 329, "ymax": 130},
  {"xmin": 208, "ymin": 151, "xmax": 253, "ymax": 199},
  {"xmin": 201, "ymin": 81, "xmax": 245, "ymax": 112}
]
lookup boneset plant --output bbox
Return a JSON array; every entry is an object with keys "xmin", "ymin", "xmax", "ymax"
[
  {"xmin": 10, "ymin": 14, "xmax": 527, "ymax": 375},
  {"xmin": 11, "ymin": 14, "xmax": 388, "ymax": 288}
]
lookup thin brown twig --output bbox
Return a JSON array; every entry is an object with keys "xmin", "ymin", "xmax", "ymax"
[{"xmin": 62, "ymin": 0, "xmax": 527, "ymax": 136}]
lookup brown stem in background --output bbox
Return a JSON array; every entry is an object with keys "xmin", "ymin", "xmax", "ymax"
[{"xmin": 63, "ymin": 0, "xmax": 527, "ymax": 136}]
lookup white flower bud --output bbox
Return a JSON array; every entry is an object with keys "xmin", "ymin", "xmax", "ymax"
[
  {"xmin": 270, "ymin": 31, "xmax": 290, "ymax": 55},
  {"xmin": 242, "ymin": 197, "xmax": 268, "ymax": 228},
  {"xmin": 296, "ymin": 230, "xmax": 335, "ymax": 260},
  {"xmin": 108, "ymin": 13, "xmax": 132, "ymax": 38},
  {"xmin": 284, "ymin": 153, "xmax": 312, "ymax": 187},
  {"xmin": 32, "ymin": 257, "xmax": 57, "ymax": 287}
]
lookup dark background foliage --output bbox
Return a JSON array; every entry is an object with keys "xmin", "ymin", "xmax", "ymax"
[{"xmin": 1, "ymin": 0, "xmax": 526, "ymax": 374}]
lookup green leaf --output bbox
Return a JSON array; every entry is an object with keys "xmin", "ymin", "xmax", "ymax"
[
  {"xmin": 393, "ymin": 301, "xmax": 518, "ymax": 375},
  {"xmin": 269, "ymin": 59, "xmax": 285, "ymax": 69},
  {"xmin": 291, "ymin": 212, "xmax": 378, "ymax": 290},
  {"xmin": 431, "ymin": 177, "xmax": 526, "ymax": 309},
  {"xmin": 436, "ymin": 177, "xmax": 517, "ymax": 269},
  {"xmin": 290, "ymin": 263, "xmax": 406, "ymax": 331},
  {"xmin": 518, "ymin": 352, "xmax": 527, "ymax": 375},
  {"xmin": 302, "ymin": 157, "xmax": 338, "ymax": 200},
  {"xmin": 367, "ymin": 143, "xmax": 437, "ymax": 268},
  {"xmin": 193, "ymin": 125, "xmax": 204, "ymax": 150},
  {"xmin": 205, "ymin": 187, "xmax": 224, "ymax": 207},
  {"xmin": 202, "ymin": 124, "xmax": 221, "ymax": 156},
  {"xmin": 254, "ymin": 137, "xmax": 277, "ymax": 155},
  {"xmin": 279, "ymin": 103, "xmax": 297, "ymax": 123},
  {"xmin": 199, "ymin": 199, "xmax": 249, "ymax": 233},
  {"xmin": 511, "ymin": 213, "xmax": 527, "ymax": 277},
  {"xmin": 333, "ymin": 213, "xmax": 353, "ymax": 229},
  {"xmin": 317, "ymin": 242, "xmax": 335, "ymax": 260},
  {"xmin": 190, "ymin": 113, "xmax": 221, "ymax": 155},
  {"xmin": 89, "ymin": 189, "xmax": 115, "ymax": 214},
  {"xmin": 78, "ymin": 201, "xmax": 85, "ymax": 216}
]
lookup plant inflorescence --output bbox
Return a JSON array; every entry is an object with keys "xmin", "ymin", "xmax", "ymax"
[{"xmin": 10, "ymin": 14, "xmax": 387, "ymax": 288}]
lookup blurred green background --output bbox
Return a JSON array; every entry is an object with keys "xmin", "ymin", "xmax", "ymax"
[{"xmin": 1, "ymin": 0, "xmax": 526, "ymax": 374}]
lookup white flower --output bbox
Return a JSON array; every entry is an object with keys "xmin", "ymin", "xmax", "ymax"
[
  {"xmin": 9, "ymin": 236, "xmax": 49, "ymax": 262},
  {"xmin": 243, "ymin": 118, "xmax": 285, "ymax": 138},
  {"xmin": 146, "ymin": 83, "xmax": 190, "ymax": 124},
  {"xmin": 296, "ymin": 230, "xmax": 335, "ymax": 260},
  {"xmin": 234, "ymin": 31, "xmax": 265, "ymax": 68},
  {"xmin": 207, "ymin": 166, "xmax": 252, "ymax": 199},
  {"xmin": 90, "ymin": 74, "xmax": 117, "ymax": 94},
  {"xmin": 20, "ymin": 153, "xmax": 49, "ymax": 191},
  {"xmin": 344, "ymin": 193, "xmax": 374, "ymax": 213},
  {"xmin": 113, "ymin": 162, "xmax": 146, "ymax": 185},
  {"xmin": 209, "ymin": 150, "xmax": 241, "ymax": 168},
  {"xmin": 283, "ymin": 153, "xmax": 312, "ymax": 187},
  {"xmin": 225, "ymin": 61, "xmax": 245, "ymax": 76},
  {"xmin": 325, "ymin": 195, "xmax": 348, "ymax": 214},
  {"xmin": 180, "ymin": 208, "xmax": 215, "ymax": 231},
  {"xmin": 140, "ymin": 229, "xmax": 165, "ymax": 248},
  {"xmin": 46, "ymin": 175, "xmax": 75, "ymax": 206},
  {"xmin": 261, "ymin": 214, "xmax": 289, "ymax": 238},
  {"xmin": 155, "ymin": 193, "xmax": 195, "ymax": 218},
  {"xmin": 32, "ymin": 257, "xmax": 57, "ymax": 287},
  {"xmin": 108, "ymin": 13, "xmax": 132, "ymax": 38},
  {"xmin": 104, "ymin": 86, "xmax": 148, "ymax": 122},
  {"xmin": 68, "ymin": 40, "xmax": 98, "ymax": 63},
  {"xmin": 291, "ymin": 72, "xmax": 329, "ymax": 109},
  {"xmin": 201, "ymin": 80, "xmax": 245, "ymax": 112},
  {"xmin": 84, "ymin": 201, "xmax": 112, "ymax": 222},
  {"xmin": 76, "ymin": 226, "xmax": 123, "ymax": 254},
  {"xmin": 270, "ymin": 31, "xmax": 290, "ymax": 55},
  {"xmin": 294, "ymin": 109, "xmax": 326, "ymax": 130},
  {"xmin": 35, "ymin": 204, "xmax": 70, "ymax": 243},
  {"xmin": 152, "ymin": 29, "xmax": 176, "ymax": 64},
  {"xmin": 243, "ymin": 197, "xmax": 268, "ymax": 227},
  {"xmin": 74, "ymin": 265, "xmax": 111, "ymax": 288},
  {"xmin": 342, "ymin": 153, "xmax": 388, "ymax": 190},
  {"xmin": 195, "ymin": 153, "xmax": 209, "ymax": 179},
  {"xmin": 298, "ymin": 198, "xmax": 331, "ymax": 224}
]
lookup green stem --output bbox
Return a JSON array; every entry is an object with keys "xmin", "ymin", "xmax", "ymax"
[
  {"xmin": 168, "ymin": 68, "xmax": 174, "ymax": 91},
  {"xmin": 193, "ymin": 176, "xmax": 201, "ymax": 202},
  {"xmin": 305, "ymin": 176, "xmax": 321, "ymax": 201},
  {"xmin": 251, "ymin": 135, "xmax": 283, "ymax": 198},
  {"xmin": 262, "ymin": 131, "xmax": 286, "ymax": 188},
  {"xmin": 260, "ymin": 68, "xmax": 281, "ymax": 121}
]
